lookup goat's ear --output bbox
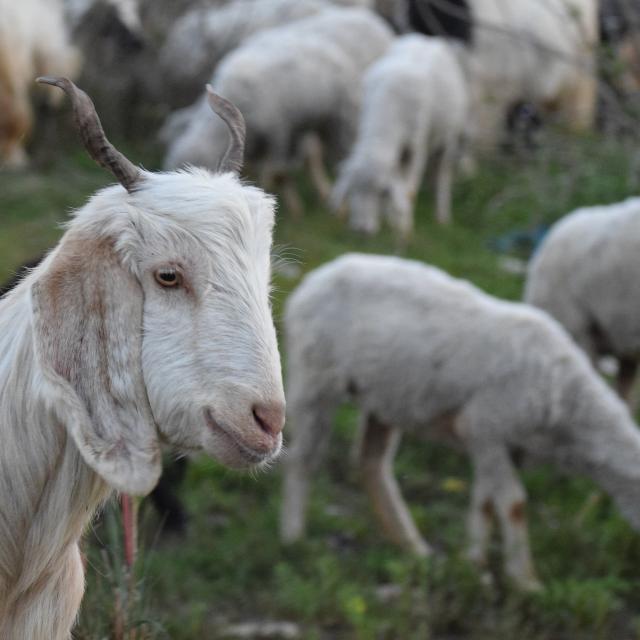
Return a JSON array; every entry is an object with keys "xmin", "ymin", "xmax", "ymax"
[{"xmin": 31, "ymin": 233, "xmax": 161, "ymax": 495}]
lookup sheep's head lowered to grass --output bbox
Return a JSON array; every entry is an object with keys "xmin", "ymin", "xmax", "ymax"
[{"xmin": 32, "ymin": 77, "xmax": 285, "ymax": 495}]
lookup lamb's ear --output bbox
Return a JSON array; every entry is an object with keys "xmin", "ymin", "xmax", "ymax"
[{"xmin": 31, "ymin": 233, "xmax": 161, "ymax": 495}]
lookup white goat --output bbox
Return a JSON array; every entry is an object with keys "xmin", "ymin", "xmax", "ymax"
[
  {"xmin": 0, "ymin": 78, "xmax": 285, "ymax": 640},
  {"xmin": 163, "ymin": 7, "xmax": 394, "ymax": 214},
  {"xmin": 0, "ymin": 0, "xmax": 81, "ymax": 168},
  {"xmin": 159, "ymin": 0, "xmax": 363, "ymax": 107},
  {"xmin": 331, "ymin": 34, "xmax": 469, "ymax": 238},
  {"xmin": 281, "ymin": 253, "xmax": 640, "ymax": 591},
  {"xmin": 525, "ymin": 196, "xmax": 640, "ymax": 403}
]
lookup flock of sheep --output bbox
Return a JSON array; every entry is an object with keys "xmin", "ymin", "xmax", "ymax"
[{"xmin": 1, "ymin": 0, "xmax": 640, "ymax": 637}]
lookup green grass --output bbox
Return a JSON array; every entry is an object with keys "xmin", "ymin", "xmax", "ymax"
[{"xmin": 3, "ymin": 130, "xmax": 640, "ymax": 639}]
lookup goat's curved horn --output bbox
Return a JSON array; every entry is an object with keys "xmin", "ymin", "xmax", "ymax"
[
  {"xmin": 206, "ymin": 85, "xmax": 245, "ymax": 175},
  {"xmin": 36, "ymin": 76, "xmax": 141, "ymax": 192}
]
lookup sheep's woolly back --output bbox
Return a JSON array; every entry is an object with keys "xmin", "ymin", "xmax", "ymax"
[
  {"xmin": 163, "ymin": 7, "xmax": 394, "ymax": 172},
  {"xmin": 0, "ymin": 167, "xmax": 279, "ymax": 639},
  {"xmin": 285, "ymin": 253, "xmax": 640, "ymax": 528},
  {"xmin": 286, "ymin": 253, "xmax": 591, "ymax": 435},
  {"xmin": 159, "ymin": 0, "xmax": 331, "ymax": 102},
  {"xmin": 525, "ymin": 196, "xmax": 640, "ymax": 359}
]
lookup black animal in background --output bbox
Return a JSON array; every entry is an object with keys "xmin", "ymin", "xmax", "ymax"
[
  {"xmin": 0, "ymin": 255, "xmax": 189, "ymax": 535},
  {"xmin": 407, "ymin": 0, "xmax": 473, "ymax": 44},
  {"xmin": 406, "ymin": 0, "xmax": 542, "ymax": 149}
]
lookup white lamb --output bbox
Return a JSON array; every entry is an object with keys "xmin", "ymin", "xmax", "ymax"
[
  {"xmin": 525, "ymin": 196, "xmax": 640, "ymax": 403},
  {"xmin": 0, "ymin": 78, "xmax": 285, "ymax": 639},
  {"xmin": 163, "ymin": 7, "xmax": 394, "ymax": 213},
  {"xmin": 281, "ymin": 253, "xmax": 640, "ymax": 591},
  {"xmin": 159, "ymin": 0, "xmax": 372, "ymax": 107},
  {"xmin": 331, "ymin": 34, "xmax": 469, "ymax": 239},
  {"xmin": 0, "ymin": 0, "xmax": 81, "ymax": 168}
]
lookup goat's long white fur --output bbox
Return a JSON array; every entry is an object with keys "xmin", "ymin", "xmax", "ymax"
[{"xmin": 0, "ymin": 168, "xmax": 285, "ymax": 639}]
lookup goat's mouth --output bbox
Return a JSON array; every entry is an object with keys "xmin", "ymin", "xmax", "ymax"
[{"xmin": 204, "ymin": 409, "xmax": 280, "ymax": 466}]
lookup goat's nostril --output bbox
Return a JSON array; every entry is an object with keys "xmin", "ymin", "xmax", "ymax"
[{"xmin": 252, "ymin": 403, "xmax": 285, "ymax": 437}]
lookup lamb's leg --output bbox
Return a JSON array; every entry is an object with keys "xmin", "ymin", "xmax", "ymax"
[
  {"xmin": 303, "ymin": 133, "xmax": 333, "ymax": 202},
  {"xmin": 616, "ymin": 357, "xmax": 638, "ymax": 408},
  {"xmin": 468, "ymin": 442, "xmax": 540, "ymax": 591},
  {"xmin": 280, "ymin": 394, "xmax": 338, "ymax": 544},
  {"xmin": 557, "ymin": 75, "xmax": 597, "ymax": 132},
  {"xmin": 434, "ymin": 140, "xmax": 456, "ymax": 225},
  {"xmin": 358, "ymin": 414, "xmax": 431, "ymax": 556},
  {"xmin": 259, "ymin": 165, "xmax": 303, "ymax": 217},
  {"xmin": 467, "ymin": 473, "xmax": 495, "ymax": 570},
  {"xmin": 281, "ymin": 176, "xmax": 304, "ymax": 218}
]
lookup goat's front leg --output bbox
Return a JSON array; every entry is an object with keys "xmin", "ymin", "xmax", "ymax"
[
  {"xmin": 468, "ymin": 441, "xmax": 540, "ymax": 591},
  {"xmin": 358, "ymin": 414, "xmax": 431, "ymax": 556}
]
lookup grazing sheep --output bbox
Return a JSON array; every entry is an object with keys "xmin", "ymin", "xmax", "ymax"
[
  {"xmin": 524, "ymin": 197, "xmax": 640, "ymax": 404},
  {"xmin": 0, "ymin": 78, "xmax": 285, "ymax": 639},
  {"xmin": 331, "ymin": 34, "xmax": 469, "ymax": 238},
  {"xmin": 159, "ymin": 0, "xmax": 368, "ymax": 108},
  {"xmin": 163, "ymin": 7, "xmax": 394, "ymax": 213},
  {"xmin": 0, "ymin": 0, "xmax": 81, "ymax": 168},
  {"xmin": 404, "ymin": 0, "xmax": 599, "ymax": 147},
  {"xmin": 281, "ymin": 253, "xmax": 640, "ymax": 590}
]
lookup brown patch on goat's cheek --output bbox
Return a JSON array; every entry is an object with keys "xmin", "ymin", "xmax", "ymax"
[{"xmin": 510, "ymin": 501, "xmax": 526, "ymax": 525}]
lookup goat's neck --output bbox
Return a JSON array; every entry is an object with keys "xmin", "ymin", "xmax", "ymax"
[{"xmin": 0, "ymin": 288, "xmax": 110, "ymax": 607}]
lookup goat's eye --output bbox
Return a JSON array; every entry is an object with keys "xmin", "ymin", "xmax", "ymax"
[{"xmin": 154, "ymin": 268, "xmax": 180, "ymax": 288}]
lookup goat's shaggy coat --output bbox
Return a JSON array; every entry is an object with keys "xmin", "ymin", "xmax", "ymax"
[
  {"xmin": 281, "ymin": 253, "xmax": 640, "ymax": 590},
  {"xmin": 0, "ymin": 164, "xmax": 284, "ymax": 637}
]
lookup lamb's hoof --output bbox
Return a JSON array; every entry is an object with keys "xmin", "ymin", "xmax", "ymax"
[
  {"xmin": 410, "ymin": 538, "xmax": 434, "ymax": 558},
  {"xmin": 2, "ymin": 148, "xmax": 29, "ymax": 170},
  {"xmin": 511, "ymin": 574, "xmax": 544, "ymax": 593}
]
